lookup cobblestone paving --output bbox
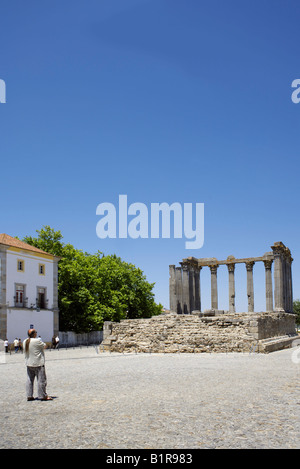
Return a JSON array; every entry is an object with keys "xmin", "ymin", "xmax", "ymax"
[{"xmin": 0, "ymin": 347, "xmax": 299, "ymax": 449}]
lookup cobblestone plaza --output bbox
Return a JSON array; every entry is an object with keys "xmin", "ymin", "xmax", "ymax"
[{"xmin": 0, "ymin": 347, "xmax": 299, "ymax": 449}]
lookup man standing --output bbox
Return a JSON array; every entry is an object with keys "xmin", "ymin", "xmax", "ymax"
[{"xmin": 23, "ymin": 329, "xmax": 53, "ymax": 401}]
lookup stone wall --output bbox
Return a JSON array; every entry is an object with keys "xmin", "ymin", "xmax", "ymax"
[
  {"xmin": 250, "ymin": 312, "xmax": 296, "ymax": 340},
  {"xmin": 59, "ymin": 330, "xmax": 102, "ymax": 346},
  {"xmin": 102, "ymin": 312, "xmax": 297, "ymax": 354}
]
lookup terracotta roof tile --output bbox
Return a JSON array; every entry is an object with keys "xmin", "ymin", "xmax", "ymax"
[{"xmin": 0, "ymin": 233, "xmax": 53, "ymax": 256}]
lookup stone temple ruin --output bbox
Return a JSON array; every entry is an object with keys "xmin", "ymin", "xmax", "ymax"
[
  {"xmin": 102, "ymin": 242, "xmax": 297, "ymax": 353},
  {"xmin": 169, "ymin": 241, "xmax": 293, "ymax": 315}
]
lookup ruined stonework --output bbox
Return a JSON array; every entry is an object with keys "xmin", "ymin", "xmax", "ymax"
[
  {"xmin": 170, "ymin": 242, "xmax": 294, "ymax": 316},
  {"xmin": 101, "ymin": 241, "xmax": 297, "ymax": 354},
  {"xmin": 102, "ymin": 311, "xmax": 297, "ymax": 354}
]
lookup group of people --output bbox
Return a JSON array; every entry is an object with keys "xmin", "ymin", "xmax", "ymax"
[
  {"xmin": 4, "ymin": 338, "xmax": 23, "ymax": 353},
  {"xmin": 14, "ymin": 338, "xmax": 23, "ymax": 353},
  {"xmin": 4, "ymin": 335, "xmax": 60, "ymax": 353}
]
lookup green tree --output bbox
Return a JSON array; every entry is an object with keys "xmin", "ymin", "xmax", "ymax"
[
  {"xmin": 293, "ymin": 300, "xmax": 300, "ymax": 327},
  {"xmin": 23, "ymin": 226, "xmax": 64, "ymax": 257},
  {"xmin": 23, "ymin": 226, "xmax": 162, "ymax": 332}
]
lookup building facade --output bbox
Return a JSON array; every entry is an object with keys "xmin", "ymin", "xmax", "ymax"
[{"xmin": 0, "ymin": 234, "xmax": 60, "ymax": 342}]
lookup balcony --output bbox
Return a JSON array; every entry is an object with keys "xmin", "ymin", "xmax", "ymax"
[{"xmin": 12, "ymin": 297, "xmax": 49, "ymax": 310}]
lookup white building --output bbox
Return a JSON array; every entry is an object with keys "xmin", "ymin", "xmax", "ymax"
[{"xmin": 0, "ymin": 234, "xmax": 60, "ymax": 343}]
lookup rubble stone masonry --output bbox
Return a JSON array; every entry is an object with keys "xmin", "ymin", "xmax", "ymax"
[{"xmin": 102, "ymin": 311, "xmax": 297, "ymax": 354}]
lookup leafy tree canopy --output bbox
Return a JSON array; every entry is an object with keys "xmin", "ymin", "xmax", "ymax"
[
  {"xmin": 23, "ymin": 226, "xmax": 162, "ymax": 332},
  {"xmin": 293, "ymin": 300, "xmax": 300, "ymax": 326}
]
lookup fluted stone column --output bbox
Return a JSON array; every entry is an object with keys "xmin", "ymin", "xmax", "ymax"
[
  {"xmin": 245, "ymin": 261, "xmax": 255, "ymax": 313},
  {"xmin": 290, "ymin": 257, "xmax": 294, "ymax": 312},
  {"xmin": 210, "ymin": 265, "xmax": 219, "ymax": 310},
  {"xmin": 188, "ymin": 266, "xmax": 195, "ymax": 314},
  {"xmin": 194, "ymin": 266, "xmax": 201, "ymax": 312},
  {"xmin": 169, "ymin": 265, "xmax": 176, "ymax": 312},
  {"xmin": 271, "ymin": 243, "xmax": 285, "ymax": 311},
  {"xmin": 175, "ymin": 267, "xmax": 183, "ymax": 314},
  {"xmin": 282, "ymin": 251, "xmax": 287, "ymax": 311},
  {"xmin": 227, "ymin": 263, "xmax": 236, "ymax": 313},
  {"xmin": 285, "ymin": 250, "xmax": 293, "ymax": 312},
  {"xmin": 263, "ymin": 259, "xmax": 273, "ymax": 312},
  {"xmin": 188, "ymin": 265, "xmax": 202, "ymax": 313},
  {"xmin": 181, "ymin": 264, "xmax": 190, "ymax": 314}
]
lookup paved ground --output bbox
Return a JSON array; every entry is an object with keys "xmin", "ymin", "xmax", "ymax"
[{"xmin": 0, "ymin": 346, "xmax": 299, "ymax": 449}]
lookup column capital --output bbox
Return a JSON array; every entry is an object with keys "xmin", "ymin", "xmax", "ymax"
[
  {"xmin": 209, "ymin": 264, "xmax": 219, "ymax": 274},
  {"xmin": 245, "ymin": 261, "xmax": 255, "ymax": 272},
  {"xmin": 263, "ymin": 259, "xmax": 273, "ymax": 269},
  {"xmin": 179, "ymin": 262, "xmax": 191, "ymax": 272},
  {"xmin": 227, "ymin": 263, "xmax": 235, "ymax": 273},
  {"xmin": 271, "ymin": 242, "xmax": 286, "ymax": 257}
]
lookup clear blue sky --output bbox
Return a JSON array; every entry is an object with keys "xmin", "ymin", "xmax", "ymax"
[{"xmin": 1, "ymin": 0, "xmax": 300, "ymax": 312}]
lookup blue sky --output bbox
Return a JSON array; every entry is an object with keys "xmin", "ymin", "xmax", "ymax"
[{"xmin": 1, "ymin": 0, "xmax": 300, "ymax": 312}]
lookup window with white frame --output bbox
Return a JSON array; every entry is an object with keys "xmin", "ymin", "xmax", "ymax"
[
  {"xmin": 15, "ymin": 284, "xmax": 25, "ymax": 307},
  {"xmin": 37, "ymin": 287, "xmax": 46, "ymax": 309}
]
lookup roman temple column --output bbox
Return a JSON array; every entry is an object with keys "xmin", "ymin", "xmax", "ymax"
[
  {"xmin": 194, "ymin": 266, "xmax": 202, "ymax": 312},
  {"xmin": 263, "ymin": 259, "xmax": 273, "ymax": 312},
  {"xmin": 285, "ymin": 249, "xmax": 293, "ymax": 312},
  {"xmin": 169, "ymin": 265, "xmax": 176, "ymax": 312},
  {"xmin": 245, "ymin": 261, "xmax": 255, "ymax": 313},
  {"xmin": 175, "ymin": 267, "xmax": 183, "ymax": 314},
  {"xmin": 187, "ymin": 264, "xmax": 202, "ymax": 313},
  {"xmin": 188, "ymin": 265, "xmax": 195, "ymax": 313},
  {"xmin": 227, "ymin": 263, "xmax": 236, "ymax": 313},
  {"xmin": 181, "ymin": 263, "xmax": 190, "ymax": 314},
  {"xmin": 271, "ymin": 243, "xmax": 285, "ymax": 311},
  {"xmin": 210, "ymin": 265, "xmax": 219, "ymax": 310}
]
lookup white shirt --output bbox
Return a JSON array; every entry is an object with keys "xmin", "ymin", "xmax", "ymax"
[{"xmin": 23, "ymin": 338, "xmax": 46, "ymax": 367}]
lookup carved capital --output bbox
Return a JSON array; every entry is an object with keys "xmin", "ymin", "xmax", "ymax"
[
  {"xmin": 209, "ymin": 265, "xmax": 219, "ymax": 274},
  {"xmin": 263, "ymin": 259, "xmax": 273, "ymax": 270},
  {"xmin": 245, "ymin": 261, "xmax": 255, "ymax": 272},
  {"xmin": 271, "ymin": 247, "xmax": 282, "ymax": 258},
  {"xmin": 227, "ymin": 263, "xmax": 235, "ymax": 273},
  {"xmin": 271, "ymin": 242, "xmax": 286, "ymax": 258},
  {"xmin": 180, "ymin": 262, "xmax": 189, "ymax": 272}
]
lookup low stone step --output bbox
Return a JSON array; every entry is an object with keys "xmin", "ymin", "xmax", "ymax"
[{"xmin": 258, "ymin": 334, "xmax": 298, "ymax": 353}]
